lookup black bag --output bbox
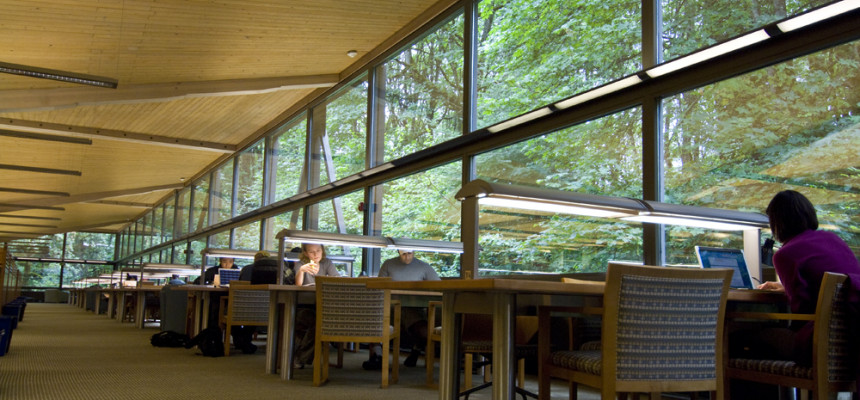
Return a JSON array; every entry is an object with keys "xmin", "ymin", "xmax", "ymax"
[
  {"xmin": 150, "ymin": 330, "xmax": 190, "ymax": 348},
  {"xmin": 185, "ymin": 327, "xmax": 224, "ymax": 357}
]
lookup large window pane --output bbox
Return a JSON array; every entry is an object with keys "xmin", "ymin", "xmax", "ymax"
[
  {"xmin": 236, "ymin": 140, "xmax": 264, "ymax": 215},
  {"xmin": 152, "ymin": 204, "xmax": 163, "ymax": 246},
  {"xmin": 663, "ymin": 41, "xmax": 860, "ymax": 262},
  {"xmin": 378, "ymin": 162, "xmax": 462, "ymax": 277},
  {"xmin": 65, "ymin": 232, "xmax": 115, "ymax": 260},
  {"xmin": 163, "ymin": 197, "xmax": 175, "ymax": 243},
  {"xmin": 378, "ymin": 13, "xmax": 463, "ymax": 161},
  {"xmin": 474, "ymin": 108, "xmax": 644, "ymax": 274},
  {"xmin": 476, "ymin": 0, "xmax": 641, "ymax": 129},
  {"xmin": 191, "ymin": 175, "xmax": 210, "ymax": 233},
  {"xmin": 233, "ymin": 220, "xmax": 261, "ymax": 251},
  {"xmin": 310, "ymin": 77, "xmax": 368, "ymax": 186},
  {"xmin": 212, "ymin": 162, "xmax": 234, "ymax": 223},
  {"xmin": 272, "ymin": 114, "xmax": 307, "ymax": 202},
  {"xmin": 661, "ymin": 0, "xmax": 829, "ymax": 62},
  {"xmin": 175, "ymin": 187, "xmax": 191, "ymax": 238}
]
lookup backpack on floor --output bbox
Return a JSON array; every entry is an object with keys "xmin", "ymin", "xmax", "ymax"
[
  {"xmin": 150, "ymin": 330, "xmax": 190, "ymax": 348},
  {"xmin": 185, "ymin": 327, "xmax": 224, "ymax": 357}
]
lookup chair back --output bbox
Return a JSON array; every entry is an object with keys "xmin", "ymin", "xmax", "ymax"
[
  {"xmin": 226, "ymin": 283, "xmax": 270, "ymax": 326},
  {"xmin": 315, "ymin": 276, "xmax": 392, "ymax": 340},
  {"xmin": 603, "ymin": 263, "xmax": 732, "ymax": 387},
  {"xmin": 812, "ymin": 273, "xmax": 856, "ymax": 384}
]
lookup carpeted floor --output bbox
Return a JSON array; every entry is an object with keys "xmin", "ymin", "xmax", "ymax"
[{"xmin": 0, "ymin": 303, "xmax": 592, "ymax": 400}]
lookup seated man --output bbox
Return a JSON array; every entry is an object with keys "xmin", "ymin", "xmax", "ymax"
[{"xmin": 365, "ymin": 249, "xmax": 440, "ymax": 370}]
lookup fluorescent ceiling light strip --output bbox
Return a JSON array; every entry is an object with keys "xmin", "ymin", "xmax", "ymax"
[
  {"xmin": 621, "ymin": 215, "xmax": 760, "ymax": 231},
  {"xmin": 0, "ymin": 61, "xmax": 118, "ymax": 88},
  {"xmin": 777, "ymin": 0, "xmax": 860, "ymax": 32},
  {"xmin": 646, "ymin": 30, "xmax": 770, "ymax": 78},
  {"xmin": 486, "ymin": 107, "xmax": 552, "ymax": 133},
  {"xmin": 555, "ymin": 75, "xmax": 643, "ymax": 110},
  {"xmin": 480, "ymin": 196, "xmax": 635, "ymax": 219}
]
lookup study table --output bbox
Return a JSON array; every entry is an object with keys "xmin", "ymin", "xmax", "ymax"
[
  {"xmin": 365, "ymin": 278, "xmax": 786, "ymax": 400},
  {"xmin": 264, "ymin": 284, "xmax": 442, "ymax": 380}
]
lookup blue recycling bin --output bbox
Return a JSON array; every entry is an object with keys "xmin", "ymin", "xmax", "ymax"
[{"xmin": 0, "ymin": 315, "xmax": 16, "ymax": 356}]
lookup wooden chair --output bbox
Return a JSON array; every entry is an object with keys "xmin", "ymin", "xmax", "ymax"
[
  {"xmin": 313, "ymin": 276, "xmax": 401, "ymax": 388},
  {"xmin": 222, "ymin": 281, "xmax": 270, "ymax": 356},
  {"xmin": 724, "ymin": 272, "xmax": 858, "ymax": 399},
  {"xmin": 538, "ymin": 263, "xmax": 732, "ymax": 400}
]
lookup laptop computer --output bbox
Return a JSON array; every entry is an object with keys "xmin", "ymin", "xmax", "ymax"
[
  {"xmin": 217, "ymin": 268, "xmax": 241, "ymax": 287},
  {"xmin": 694, "ymin": 246, "xmax": 755, "ymax": 290}
]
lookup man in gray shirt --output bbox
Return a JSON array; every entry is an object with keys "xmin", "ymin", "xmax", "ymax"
[
  {"xmin": 378, "ymin": 249, "xmax": 440, "ymax": 281},
  {"xmin": 365, "ymin": 250, "xmax": 440, "ymax": 369}
]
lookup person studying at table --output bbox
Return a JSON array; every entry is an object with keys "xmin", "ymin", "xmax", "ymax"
[{"xmin": 292, "ymin": 243, "xmax": 341, "ymax": 368}]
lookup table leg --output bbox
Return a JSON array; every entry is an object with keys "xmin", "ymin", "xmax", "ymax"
[
  {"xmin": 265, "ymin": 293, "xmax": 280, "ymax": 374},
  {"xmin": 439, "ymin": 293, "xmax": 461, "ymax": 400},
  {"xmin": 136, "ymin": 291, "xmax": 146, "ymax": 329},
  {"xmin": 492, "ymin": 293, "xmax": 516, "ymax": 400},
  {"xmin": 279, "ymin": 292, "xmax": 298, "ymax": 380}
]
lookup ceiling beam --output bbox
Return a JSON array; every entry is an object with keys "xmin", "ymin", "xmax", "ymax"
[
  {"xmin": 0, "ymin": 119, "xmax": 237, "ymax": 153},
  {"xmin": 86, "ymin": 200, "xmax": 153, "ymax": 208},
  {"xmin": 3, "ymin": 183, "xmax": 183, "ymax": 209},
  {"xmin": 0, "ymin": 74, "xmax": 339, "ymax": 113},
  {"xmin": 0, "ymin": 214, "xmax": 62, "ymax": 221},
  {"xmin": 0, "ymin": 187, "xmax": 71, "ymax": 197}
]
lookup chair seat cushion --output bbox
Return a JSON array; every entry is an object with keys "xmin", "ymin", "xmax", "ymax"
[
  {"xmin": 728, "ymin": 358, "xmax": 812, "ymax": 379},
  {"xmin": 579, "ymin": 340, "xmax": 601, "ymax": 351},
  {"xmin": 550, "ymin": 350, "xmax": 602, "ymax": 375}
]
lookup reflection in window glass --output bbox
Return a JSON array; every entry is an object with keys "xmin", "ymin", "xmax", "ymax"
[
  {"xmin": 311, "ymin": 77, "xmax": 367, "ymax": 186},
  {"xmin": 236, "ymin": 140, "xmax": 264, "ymax": 215},
  {"xmin": 379, "ymin": 162, "xmax": 462, "ymax": 277},
  {"xmin": 173, "ymin": 243, "xmax": 187, "ymax": 265},
  {"xmin": 234, "ymin": 220, "xmax": 261, "ymax": 251},
  {"xmin": 212, "ymin": 161, "xmax": 234, "ymax": 223},
  {"xmin": 175, "ymin": 187, "xmax": 191, "ymax": 238},
  {"xmin": 189, "ymin": 239, "xmax": 206, "ymax": 266},
  {"xmin": 379, "ymin": 13, "xmax": 463, "ymax": 161},
  {"xmin": 474, "ymin": 108, "xmax": 644, "ymax": 274},
  {"xmin": 191, "ymin": 175, "xmax": 210, "ymax": 233},
  {"xmin": 210, "ymin": 231, "xmax": 231, "ymax": 250},
  {"xmin": 272, "ymin": 115, "xmax": 307, "ymax": 202},
  {"xmin": 663, "ymin": 41, "xmax": 860, "ymax": 261},
  {"xmin": 477, "ymin": 0, "xmax": 640, "ymax": 129},
  {"xmin": 661, "ymin": 0, "xmax": 829, "ymax": 62}
]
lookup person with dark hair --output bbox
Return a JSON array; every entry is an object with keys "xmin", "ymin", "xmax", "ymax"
[{"xmin": 754, "ymin": 190, "xmax": 860, "ymax": 364}]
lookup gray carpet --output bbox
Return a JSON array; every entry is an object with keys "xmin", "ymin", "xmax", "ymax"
[{"xmin": 0, "ymin": 303, "xmax": 590, "ymax": 400}]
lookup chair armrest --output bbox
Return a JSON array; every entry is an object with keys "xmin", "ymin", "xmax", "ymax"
[{"xmin": 726, "ymin": 311, "xmax": 814, "ymax": 322}]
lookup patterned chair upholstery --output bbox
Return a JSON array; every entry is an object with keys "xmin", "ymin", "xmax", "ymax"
[
  {"xmin": 724, "ymin": 272, "xmax": 858, "ymax": 399},
  {"xmin": 538, "ymin": 263, "xmax": 732, "ymax": 400},
  {"xmin": 222, "ymin": 282, "xmax": 270, "ymax": 356},
  {"xmin": 313, "ymin": 276, "xmax": 400, "ymax": 388}
]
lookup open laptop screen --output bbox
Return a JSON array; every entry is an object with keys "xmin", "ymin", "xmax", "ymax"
[
  {"xmin": 694, "ymin": 246, "xmax": 754, "ymax": 289},
  {"xmin": 218, "ymin": 268, "xmax": 241, "ymax": 287}
]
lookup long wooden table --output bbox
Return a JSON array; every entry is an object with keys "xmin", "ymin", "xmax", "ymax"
[{"xmin": 365, "ymin": 278, "xmax": 786, "ymax": 400}]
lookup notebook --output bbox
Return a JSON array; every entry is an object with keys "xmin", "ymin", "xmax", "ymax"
[
  {"xmin": 694, "ymin": 246, "xmax": 755, "ymax": 290},
  {"xmin": 217, "ymin": 268, "xmax": 241, "ymax": 287}
]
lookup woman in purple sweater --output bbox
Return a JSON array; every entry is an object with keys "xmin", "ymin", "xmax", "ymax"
[{"xmin": 757, "ymin": 190, "xmax": 860, "ymax": 365}]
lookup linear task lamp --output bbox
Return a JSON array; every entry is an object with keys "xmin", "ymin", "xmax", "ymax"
[
  {"xmin": 0, "ymin": 61, "xmax": 118, "ymax": 88},
  {"xmin": 457, "ymin": 179, "xmax": 768, "ymax": 231},
  {"xmin": 276, "ymin": 229, "xmax": 393, "ymax": 249}
]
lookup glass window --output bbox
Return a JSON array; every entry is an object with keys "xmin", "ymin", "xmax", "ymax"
[
  {"xmin": 234, "ymin": 220, "xmax": 261, "ymax": 251},
  {"xmin": 152, "ymin": 203, "xmax": 163, "ymax": 246},
  {"xmin": 189, "ymin": 239, "xmax": 206, "ymax": 266},
  {"xmin": 661, "ymin": 0, "xmax": 829, "ymax": 62},
  {"xmin": 311, "ymin": 190, "xmax": 365, "ymax": 235},
  {"xmin": 191, "ymin": 175, "xmax": 210, "ymax": 233},
  {"xmin": 64, "ymin": 232, "xmax": 115, "ymax": 261},
  {"xmin": 272, "ymin": 114, "xmax": 307, "ymax": 202},
  {"xmin": 378, "ymin": 161, "xmax": 462, "ymax": 277},
  {"xmin": 378, "ymin": 13, "xmax": 463, "ymax": 161},
  {"xmin": 210, "ymin": 230, "xmax": 231, "ymax": 249},
  {"xmin": 236, "ymin": 139, "xmax": 264, "ymax": 215},
  {"xmin": 163, "ymin": 197, "xmax": 175, "ymax": 243},
  {"xmin": 476, "ymin": 0, "xmax": 641, "ymax": 129},
  {"xmin": 173, "ymin": 243, "xmax": 187, "ymax": 265},
  {"xmin": 175, "ymin": 187, "xmax": 191, "ymax": 238},
  {"xmin": 474, "ymin": 108, "xmax": 644, "ymax": 274},
  {"xmin": 212, "ymin": 161, "xmax": 234, "ymax": 223},
  {"xmin": 662, "ymin": 41, "xmax": 860, "ymax": 262},
  {"xmin": 310, "ymin": 77, "xmax": 368, "ymax": 186},
  {"xmin": 267, "ymin": 210, "xmax": 303, "ymax": 249}
]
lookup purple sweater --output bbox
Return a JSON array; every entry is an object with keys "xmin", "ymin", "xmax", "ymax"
[{"xmin": 772, "ymin": 229, "xmax": 860, "ymax": 361}]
